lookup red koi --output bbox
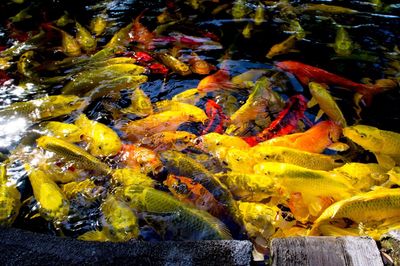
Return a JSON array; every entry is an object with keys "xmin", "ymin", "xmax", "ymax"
[
  {"xmin": 275, "ymin": 61, "xmax": 383, "ymax": 106},
  {"xmin": 130, "ymin": 11, "xmax": 154, "ymax": 50},
  {"xmin": 201, "ymin": 99, "xmax": 229, "ymax": 135},
  {"xmin": 133, "ymin": 51, "xmax": 154, "ymax": 63},
  {"xmin": 197, "ymin": 69, "xmax": 234, "ymax": 92},
  {"xmin": 148, "ymin": 62, "xmax": 169, "ymax": 75},
  {"xmin": 243, "ymin": 94, "xmax": 308, "ymax": 146},
  {"xmin": 164, "ymin": 174, "xmax": 225, "ymax": 216}
]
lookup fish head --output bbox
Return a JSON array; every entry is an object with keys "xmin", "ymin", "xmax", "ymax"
[{"xmin": 343, "ymin": 125, "xmax": 383, "ymax": 152}]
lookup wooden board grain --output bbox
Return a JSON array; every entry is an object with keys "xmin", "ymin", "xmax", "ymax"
[{"xmin": 270, "ymin": 236, "xmax": 383, "ymax": 266}]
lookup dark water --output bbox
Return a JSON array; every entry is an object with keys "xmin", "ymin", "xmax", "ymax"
[{"xmin": 0, "ymin": 0, "xmax": 399, "ymax": 245}]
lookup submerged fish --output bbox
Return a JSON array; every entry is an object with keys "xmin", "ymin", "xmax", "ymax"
[
  {"xmin": 276, "ymin": 61, "xmax": 384, "ymax": 106},
  {"xmin": 228, "ymin": 77, "xmax": 284, "ymax": 134},
  {"xmin": 243, "ymin": 95, "xmax": 308, "ymax": 146},
  {"xmin": 308, "ymin": 82, "xmax": 347, "ymax": 127},
  {"xmin": 75, "ymin": 22, "xmax": 97, "ymax": 53},
  {"xmin": 266, "ymin": 35, "xmax": 298, "ymax": 59},
  {"xmin": 41, "ymin": 121, "xmax": 84, "ymax": 143},
  {"xmin": 157, "ymin": 53, "xmax": 191, "ymax": 76},
  {"xmin": 122, "ymin": 110, "xmax": 205, "ymax": 141},
  {"xmin": 201, "ymin": 100, "xmax": 229, "ymax": 135},
  {"xmin": 0, "ymin": 164, "xmax": 21, "ymax": 226},
  {"xmin": 197, "ymin": 70, "xmax": 234, "ymax": 92}
]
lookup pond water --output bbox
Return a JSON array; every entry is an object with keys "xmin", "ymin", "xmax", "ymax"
[{"xmin": 0, "ymin": 0, "xmax": 399, "ymax": 260}]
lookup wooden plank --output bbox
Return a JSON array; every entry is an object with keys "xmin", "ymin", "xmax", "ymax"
[
  {"xmin": 270, "ymin": 236, "xmax": 383, "ymax": 266},
  {"xmin": 380, "ymin": 230, "xmax": 400, "ymax": 266}
]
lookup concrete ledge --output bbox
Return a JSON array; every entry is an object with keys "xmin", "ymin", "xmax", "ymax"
[
  {"xmin": 0, "ymin": 228, "xmax": 252, "ymax": 266},
  {"xmin": 270, "ymin": 236, "xmax": 383, "ymax": 266}
]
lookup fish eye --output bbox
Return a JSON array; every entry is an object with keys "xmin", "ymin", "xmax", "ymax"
[
  {"xmin": 359, "ymin": 133, "xmax": 367, "ymax": 138},
  {"xmin": 173, "ymin": 183, "xmax": 189, "ymax": 194}
]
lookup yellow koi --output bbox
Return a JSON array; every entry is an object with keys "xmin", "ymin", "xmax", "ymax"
[
  {"xmin": 266, "ymin": 35, "xmax": 298, "ymax": 59},
  {"xmin": 118, "ymin": 185, "xmax": 232, "ymax": 240},
  {"xmin": 343, "ymin": 125, "xmax": 400, "ymax": 169},
  {"xmin": 41, "ymin": 121, "xmax": 84, "ymax": 143},
  {"xmin": 310, "ymin": 188, "xmax": 400, "ymax": 238},
  {"xmin": 26, "ymin": 166, "xmax": 70, "ymax": 222},
  {"xmin": 75, "ymin": 114, "xmax": 122, "ymax": 157},
  {"xmin": 75, "ymin": 22, "xmax": 97, "ymax": 53},
  {"xmin": 0, "ymin": 95, "xmax": 84, "ymax": 122},
  {"xmin": 100, "ymin": 195, "xmax": 139, "ymax": 242},
  {"xmin": 195, "ymin": 133, "xmax": 250, "ymax": 161},
  {"xmin": 120, "ymin": 87, "xmax": 153, "ymax": 117},
  {"xmin": 308, "ymin": 82, "xmax": 347, "ymax": 127},
  {"xmin": 122, "ymin": 111, "xmax": 205, "ymax": 141},
  {"xmin": 36, "ymin": 136, "xmax": 112, "ymax": 175}
]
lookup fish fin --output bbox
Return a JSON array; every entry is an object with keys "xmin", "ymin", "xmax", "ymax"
[
  {"xmin": 375, "ymin": 154, "xmax": 396, "ymax": 170},
  {"xmin": 327, "ymin": 142, "xmax": 349, "ymax": 152},
  {"xmin": 307, "ymin": 97, "xmax": 318, "ymax": 108},
  {"xmin": 29, "ymin": 213, "xmax": 42, "ymax": 219},
  {"xmin": 318, "ymin": 224, "xmax": 359, "ymax": 237},
  {"xmin": 314, "ymin": 109, "xmax": 324, "ymax": 122},
  {"xmin": 78, "ymin": 230, "xmax": 109, "ymax": 242}
]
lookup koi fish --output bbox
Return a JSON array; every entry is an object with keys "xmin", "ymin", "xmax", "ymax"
[
  {"xmin": 197, "ymin": 69, "xmax": 234, "ymax": 92},
  {"xmin": 157, "ymin": 53, "xmax": 191, "ymax": 76},
  {"xmin": 74, "ymin": 114, "xmax": 122, "ymax": 157},
  {"xmin": 130, "ymin": 11, "xmax": 154, "ymax": 50},
  {"xmin": 26, "ymin": 165, "xmax": 70, "ymax": 222},
  {"xmin": 75, "ymin": 22, "xmax": 97, "ymax": 53},
  {"xmin": 118, "ymin": 185, "xmax": 232, "ymax": 240},
  {"xmin": 257, "ymin": 120, "xmax": 345, "ymax": 153},
  {"xmin": 275, "ymin": 61, "xmax": 383, "ymax": 105},
  {"xmin": 164, "ymin": 174, "xmax": 225, "ymax": 216},
  {"xmin": 201, "ymin": 100, "xmax": 229, "ymax": 135},
  {"xmin": 140, "ymin": 131, "xmax": 196, "ymax": 152},
  {"xmin": 266, "ymin": 35, "xmax": 298, "ymax": 59},
  {"xmin": 188, "ymin": 52, "xmax": 215, "ymax": 75},
  {"xmin": 343, "ymin": 125, "xmax": 400, "ymax": 169},
  {"xmin": 310, "ymin": 188, "xmax": 400, "ymax": 238},
  {"xmin": 308, "ymin": 82, "xmax": 347, "ymax": 127},
  {"xmin": 243, "ymin": 95, "xmax": 308, "ymax": 146},
  {"xmin": 119, "ymin": 144, "xmax": 163, "ymax": 175}
]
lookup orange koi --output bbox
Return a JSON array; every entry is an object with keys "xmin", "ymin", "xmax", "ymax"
[
  {"xmin": 275, "ymin": 61, "xmax": 384, "ymax": 106},
  {"xmin": 119, "ymin": 144, "xmax": 163, "ymax": 175},
  {"xmin": 258, "ymin": 120, "xmax": 343, "ymax": 153},
  {"xmin": 188, "ymin": 52, "xmax": 215, "ymax": 75},
  {"xmin": 130, "ymin": 11, "xmax": 154, "ymax": 50},
  {"xmin": 201, "ymin": 100, "xmax": 229, "ymax": 135},
  {"xmin": 197, "ymin": 69, "xmax": 234, "ymax": 92},
  {"xmin": 164, "ymin": 174, "xmax": 225, "ymax": 216},
  {"xmin": 243, "ymin": 95, "xmax": 308, "ymax": 146}
]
